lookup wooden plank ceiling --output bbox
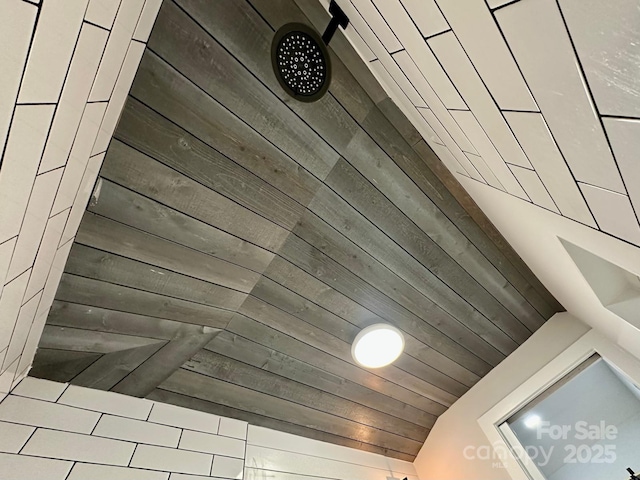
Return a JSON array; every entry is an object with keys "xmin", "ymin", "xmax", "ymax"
[{"xmin": 30, "ymin": 0, "xmax": 563, "ymax": 461}]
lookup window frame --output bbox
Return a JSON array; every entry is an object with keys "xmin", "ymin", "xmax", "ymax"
[{"xmin": 478, "ymin": 329, "xmax": 640, "ymax": 480}]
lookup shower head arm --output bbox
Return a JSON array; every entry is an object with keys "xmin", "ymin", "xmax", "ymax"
[{"xmin": 322, "ymin": 0, "xmax": 349, "ymax": 44}]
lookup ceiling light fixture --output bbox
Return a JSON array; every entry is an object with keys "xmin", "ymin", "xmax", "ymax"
[{"xmin": 351, "ymin": 324, "xmax": 405, "ymax": 368}]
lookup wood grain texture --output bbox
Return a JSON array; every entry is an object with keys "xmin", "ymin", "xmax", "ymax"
[
  {"xmin": 148, "ymin": 0, "xmax": 339, "ymax": 179},
  {"xmin": 129, "ymin": 53, "xmax": 322, "ymax": 208},
  {"xmin": 32, "ymin": 0, "xmax": 562, "ymax": 460},
  {"xmin": 184, "ymin": 349, "xmax": 429, "ymax": 440},
  {"xmin": 161, "ymin": 368, "xmax": 424, "ymax": 455},
  {"xmin": 76, "ymin": 213, "xmax": 259, "ymax": 294},
  {"xmin": 112, "ymin": 324, "xmax": 221, "ymax": 398},
  {"xmin": 89, "ymin": 179, "xmax": 275, "ymax": 273},
  {"xmin": 66, "ymin": 243, "xmax": 248, "ymax": 310},
  {"xmin": 101, "ymin": 139, "xmax": 290, "ymax": 253},
  {"xmin": 204, "ymin": 330, "xmax": 438, "ymax": 427},
  {"xmin": 30, "ymin": 349, "xmax": 102, "ymax": 384},
  {"xmin": 56, "ymin": 273, "xmax": 234, "ymax": 328},
  {"xmin": 71, "ymin": 342, "xmax": 167, "ymax": 391}
]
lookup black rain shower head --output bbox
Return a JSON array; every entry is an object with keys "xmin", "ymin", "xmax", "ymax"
[{"xmin": 271, "ymin": 1, "xmax": 349, "ymax": 103}]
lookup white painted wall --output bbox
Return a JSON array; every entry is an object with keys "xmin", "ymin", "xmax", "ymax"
[
  {"xmin": 413, "ymin": 313, "xmax": 590, "ymax": 480},
  {"xmin": 413, "ymin": 177, "xmax": 640, "ymax": 480},
  {"xmin": 0, "ymin": 0, "xmax": 162, "ymax": 399},
  {"xmin": 0, "ymin": 377, "xmax": 417, "ymax": 480}
]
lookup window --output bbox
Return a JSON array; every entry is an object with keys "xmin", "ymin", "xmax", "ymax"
[{"xmin": 499, "ymin": 355, "xmax": 640, "ymax": 480}]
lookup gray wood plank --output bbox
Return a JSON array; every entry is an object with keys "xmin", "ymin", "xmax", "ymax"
[
  {"xmin": 366, "ymin": 113, "xmax": 559, "ymax": 320},
  {"xmin": 30, "ymin": 349, "xmax": 102, "ymax": 384},
  {"xmin": 112, "ymin": 324, "xmax": 221, "ymax": 398},
  {"xmin": 251, "ymin": 276, "xmax": 468, "ymax": 397},
  {"xmin": 147, "ymin": 388, "xmax": 415, "ymax": 462},
  {"xmin": 239, "ymin": 295, "xmax": 457, "ymax": 406},
  {"xmin": 90, "ymin": 179, "xmax": 275, "ymax": 274},
  {"xmin": 100, "ymin": 139, "xmax": 290, "ymax": 252},
  {"xmin": 56, "ymin": 273, "xmax": 233, "ymax": 328},
  {"xmin": 175, "ymin": 0, "xmax": 554, "ymax": 328},
  {"xmin": 281, "ymin": 224, "xmax": 497, "ymax": 374},
  {"xmin": 185, "ymin": 349, "xmax": 429, "ymax": 441},
  {"xmin": 48, "ymin": 301, "xmax": 186, "ymax": 341},
  {"xmin": 129, "ymin": 52, "xmax": 321, "ymax": 208},
  {"xmin": 177, "ymin": 0, "xmax": 555, "ymax": 325},
  {"xmin": 412, "ymin": 139, "xmax": 563, "ymax": 315},
  {"xmin": 343, "ymin": 126, "xmax": 547, "ymax": 331},
  {"xmin": 251, "ymin": 0, "xmax": 561, "ymax": 320},
  {"xmin": 160, "ymin": 368, "xmax": 424, "ymax": 456},
  {"xmin": 273, "ymin": 0, "xmax": 560, "ymax": 320},
  {"xmin": 39, "ymin": 325, "xmax": 162, "ymax": 354},
  {"xmin": 226, "ymin": 314, "xmax": 447, "ymax": 415},
  {"xmin": 71, "ymin": 342, "xmax": 167, "ymax": 391},
  {"xmin": 204, "ymin": 330, "xmax": 437, "ymax": 428},
  {"xmin": 149, "ymin": 1, "xmax": 339, "ymax": 179},
  {"xmin": 263, "ymin": 256, "xmax": 481, "ymax": 387},
  {"xmin": 376, "ymin": 97, "xmax": 423, "ymax": 146},
  {"xmin": 66, "ymin": 243, "xmax": 248, "ymax": 311},
  {"xmin": 321, "ymin": 160, "xmax": 530, "ymax": 345},
  {"xmin": 77, "ymin": 212, "xmax": 260, "ymax": 294},
  {"xmin": 115, "ymin": 97, "xmax": 306, "ymax": 230}
]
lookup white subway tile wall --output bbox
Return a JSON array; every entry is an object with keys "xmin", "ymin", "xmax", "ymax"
[
  {"xmin": 339, "ymin": 0, "xmax": 640, "ymax": 248},
  {"xmin": 218, "ymin": 417, "xmax": 248, "ymax": 441},
  {"xmin": 59, "ymin": 384, "xmax": 153, "ymax": 419},
  {"xmin": 0, "ymin": 0, "xmax": 163, "ymax": 399},
  {"xmin": 148, "ymin": 402, "xmax": 221, "ymax": 435},
  {"xmin": 0, "ymin": 378, "xmax": 418, "ymax": 479}
]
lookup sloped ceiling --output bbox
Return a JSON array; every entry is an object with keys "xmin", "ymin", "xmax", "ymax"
[
  {"xmin": 334, "ymin": 0, "xmax": 640, "ymax": 249},
  {"xmin": 30, "ymin": 0, "xmax": 563, "ymax": 460}
]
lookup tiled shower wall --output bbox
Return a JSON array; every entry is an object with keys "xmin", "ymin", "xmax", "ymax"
[
  {"xmin": 0, "ymin": 0, "xmax": 162, "ymax": 397},
  {"xmin": 0, "ymin": 377, "xmax": 418, "ymax": 480}
]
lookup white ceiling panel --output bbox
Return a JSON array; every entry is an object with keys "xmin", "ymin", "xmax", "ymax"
[
  {"xmin": 372, "ymin": 0, "xmax": 466, "ymax": 110},
  {"xmin": 342, "ymin": 3, "xmax": 426, "ymax": 107},
  {"xmin": 410, "ymin": 110, "xmax": 443, "ymax": 147},
  {"xmin": 428, "ymin": 32, "xmax": 531, "ymax": 169},
  {"xmin": 418, "ymin": 108, "xmax": 483, "ymax": 182},
  {"xmin": 394, "ymin": 52, "xmax": 474, "ymax": 153},
  {"xmin": 449, "ymin": 110, "xmax": 526, "ymax": 200},
  {"xmin": 604, "ymin": 118, "xmax": 640, "ymax": 222},
  {"xmin": 486, "ymin": 0, "xmax": 516, "ymax": 8},
  {"xmin": 416, "ymin": 108, "xmax": 444, "ymax": 145},
  {"xmin": 369, "ymin": 60, "xmax": 409, "ymax": 104},
  {"xmin": 399, "ymin": 0, "xmax": 449, "ymax": 38},
  {"xmin": 508, "ymin": 165, "xmax": 558, "ymax": 213},
  {"xmin": 495, "ymin": 0, "xmax": 625, "ymax": 194},
  {"xmin": 466, "ymin": 153, "xmax": 503, "ymax": 190},
  {"xmin": 376, "ymin": 55, "xmax": 426, "ymax": 107},
  {"xmin": 350, "ymin": 0, "xmax": 403, "ymax": 53},
  {"xmin": 369, "ymin": 61, "xmax": 442, "ymax": 147},
  {"xmin": 559, "ymin": 0, "xmax": 640, "ymax": 118},
  {"xmin": 338, "ymin": 1, "xmax": 392, "ymax": 61},
  {"xmin": 505, "ymin": 111, "xmax": 596, "ymax": 227},
  {"xmin": 433, "ymin": 0, "xmax": 537, "ymax": 111},
  {"xmin": 580, "ymin": 184, "xmax": 640, "ymax": 245},
  {"xmin": 345, "ymin": 24, "xmax": 376, "ymax": 62}
]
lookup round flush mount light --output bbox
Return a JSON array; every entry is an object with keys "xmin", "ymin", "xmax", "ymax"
[{"xmin": 351, "ymin": 324, "xmax": 405, "ymax": 368}]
